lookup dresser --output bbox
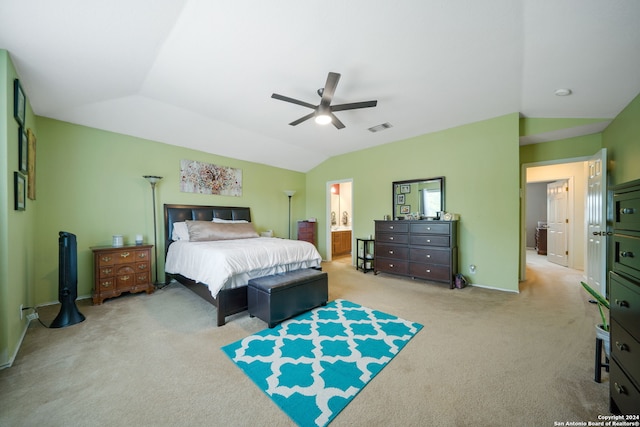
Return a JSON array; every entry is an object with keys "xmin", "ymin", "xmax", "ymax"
[
  {"xmin": 297, "ymin": 221, "xmax": 317, "ymax": 246},
  {"xmin": 535, "ymin": 227, "xmax": 547, "ymax": 255},
  {"xmin": 609, "ymin": 179, "xmax": 640, "ymax": 414},
  {"xmin": 91, "ymin": 244, "xmax": 154, "ymax": 304},
  {"xmin": 374, "ymin": 220, "xmax": 458, "ymax": 287}
]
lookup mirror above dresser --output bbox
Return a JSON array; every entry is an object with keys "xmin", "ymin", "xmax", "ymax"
[{"xmin": 392, "ymin": 177, "xmax": 444, "ymax": 220}]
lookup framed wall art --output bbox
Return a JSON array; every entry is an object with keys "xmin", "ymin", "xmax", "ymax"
[
  {"xmin": 14, "ymin": 172, "xmax": 26, "ymax": 211},
  {"xmin": 396, "ymin": 194, "xmax": 405, "ymax": 205},
  {"xmin": 400, "ymin": 184, "xmax": 411, "ymax": 193},
  {"xmin": 14, "ymin": 79, "xmax": 26, "ymax": 127},
  {"xmin": 180, "ymin": 159, "xmax": 242, "ymax": 196},
  {"xmin": 19, "ymin": 127, "xmax": 28, "ymax": 174},
  {"xmin": 27, "ymin": 129, "xmax": 36, "ymax": 200},
  {"xmin": 400, "ymin": 205, "xmax": 410, "ymax": 214}
]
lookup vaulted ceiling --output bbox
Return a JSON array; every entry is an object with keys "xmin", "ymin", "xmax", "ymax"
[{"xmin": 2, "ymin": 0, "xmax": 639, "ymax": 172}]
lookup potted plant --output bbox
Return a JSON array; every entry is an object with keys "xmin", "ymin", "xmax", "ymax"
[{"xmin": 580, "ymin": 281, "xmax": 610, "ymax": 357}]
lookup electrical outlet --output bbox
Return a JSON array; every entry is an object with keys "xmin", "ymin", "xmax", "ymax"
[
  {"xmin": 20, "ymin": 304, "xmax": 23, "ymax": 320},
  {"xmin": 469, "ymin": 264, "xmax": 477, "ymax": 274},
  {"xmin": 27, "ymin": 312, "xmax": 39, "ymax": 321}
]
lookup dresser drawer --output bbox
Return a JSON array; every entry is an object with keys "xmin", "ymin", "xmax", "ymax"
[
  {"xmin": 613, "ymin": 190, "xmax": 640, "ymax": 231},
  {"xmin": 375, "ymin": 244, "xmax": 408, "ymax": 260},
  {"xmin": 99, "ymin": 266, "xmax": 114, "ymax": 278},
  {"xmin": 376, "ymin": 232, "xmax": 409, "ymax": 245},
  {"xmin": 410, "ymin": 247, "xmax": 450, "ymax": 265},
  {"xmin": 375, "ymin": 257, "xmax": 408, "ymax": 275},
  {"xmin": 375, "ymin": 221, "xmax": 409, "ymax": 233},
  {"xmin": 613, "ymin": 234, "xmax": 640, "ymax": 279},
  {"xmin": 611, "ymin": 319, "xmax": 640, "ymax": 385},
  {"xmin": 610, "ymin": 272, "xmax": 640, "ymax": 340},
  {"xmin": 610, "ymin": 358, "xmax": 640, "ymax": 415},
  {"xmin": 410, "ymin": 234, "xmax": 450, "ymax": 247},
  {"xmin": 409, "ymin": 263, "xmax": 451, "ymax": 282},
  {"xmin": 97, "ymin": 249, "xmax": 138, "ymax": 266},
  {"xmin": 410, "ymin": 222, "xmax": 450, "ymax": 235}
]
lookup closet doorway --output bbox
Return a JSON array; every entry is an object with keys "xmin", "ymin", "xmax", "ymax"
[{"xmin": 326, "ymin": 180, "xmax": 353, "ymax": 261}]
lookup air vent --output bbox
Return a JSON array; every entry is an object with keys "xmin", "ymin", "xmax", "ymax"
[{"xmin": 368, "ymin": 122, "xmax": 393, "ymax": 133}]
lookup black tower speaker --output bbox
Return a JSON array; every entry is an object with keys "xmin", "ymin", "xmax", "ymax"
[{"xmin": 50, "ymin": 231, "xmax": 86, "ymax": 328}]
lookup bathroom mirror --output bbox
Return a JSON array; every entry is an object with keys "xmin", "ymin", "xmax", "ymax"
[{"xmin": 392, "ymin": 177, "xmax": 444, "ymax": 220}]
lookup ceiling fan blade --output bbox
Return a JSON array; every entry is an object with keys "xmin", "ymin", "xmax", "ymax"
[
  {"xmin": 330, "ymin": 112, "xmax": 345, "ymax": 129},
  {"xmin": 289, "ymin": 112, "xmax": 316, "ymax": 126},
  {"xmin": 271, "ymin": 93, "xmax": 316, "ymax": 109},
  {"xmin": 320, "ymin": 72, "xmax": 341, "ymax": 109},
  {"xmin": 330, "ymin": 100, "xmax": 378, "ymax": 112}
]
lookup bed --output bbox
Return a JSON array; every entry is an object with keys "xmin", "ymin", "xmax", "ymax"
[{"xmin": 163, "ymin": 204, "xmax": 322, "ymax": 326}]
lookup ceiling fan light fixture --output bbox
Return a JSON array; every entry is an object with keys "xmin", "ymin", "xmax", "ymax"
[{"xmin": 315, "ymin": 113, "xmax": 332, "ymax": 125}]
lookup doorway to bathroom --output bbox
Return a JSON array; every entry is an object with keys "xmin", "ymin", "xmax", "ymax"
[{"xmin": 327, "ymin": 180, "xmax": 353, "ymax": 262}]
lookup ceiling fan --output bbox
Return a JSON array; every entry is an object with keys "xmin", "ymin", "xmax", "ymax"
[{"xmin": 271, "ymin": 72, "xmax": 377, "ymax": 129}]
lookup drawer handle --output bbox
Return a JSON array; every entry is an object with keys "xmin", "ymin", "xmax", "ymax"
[
  {"xmin": 620, "ymin": 207, "xmax": 636, "ymax": 215},
  {"xmin": 619, "ymin": 251, "xmax": 634, "ymax": 258},
  {"xmin": 389, "ymin": 250, "xmax": 394, "ymax": 254},
  {"xmin": 120, "ymin": 252, "xmax": 130, "ymax": 258},
  {"xmin": 614, "ymin": 382, "xmax": 627, "ymax": 395},
  {"xmin": 389, "ymin": 226, "xmax": 394, "ymax": 230},
  {"xmin": 427, "ymin": 227, "xmax": 431, "ymax": 230},
  {"xmin": 426, "ymin": 239, "xmax": 431, "ymax": 243},
  {"xmin": 426, "ymin": 269, "xmax": 431, "ymax": 273},
  {"xmin": 389, "ymin": 264, "xmax": 394, "ymax": 268},
  {"xmin": 101, "ymin": 281, "xmax": 112, "ymax": 288},
  {"xmin": 101, "ymin": 256, "xmax": 112, "ymax": 262},
  {"xmin": 389, "ymin": 237, "xmax": 394, "ymax": 240},
  {"xmin": 614, "ymin": 299, "xmax": 629, "ymax": 308},
  {"xmin": 121, "ymin": 275, "xmax": 130, "ymax": 281},
  {"xmin": 103, "ymin": 268, "xmax": 112, "ymax": 274},
  {"xmin": 138, "ymin": 264, "xmax": 147, "ymax": 270},
  {"xmin": 615, "ymin": 341, "xmax": 628, "ymax": 352},
  {"xmin": 426, "ymin": 254, "xmax": 431, "ymax": 258},
  {"xmin": 138, "ymin": 253, "xmax": 147, "ymax": 259}
]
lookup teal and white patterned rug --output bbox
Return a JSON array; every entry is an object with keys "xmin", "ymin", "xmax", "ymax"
[{"xmin": 221, "ymin": 299, "xmax": 423, "ymax": 427}]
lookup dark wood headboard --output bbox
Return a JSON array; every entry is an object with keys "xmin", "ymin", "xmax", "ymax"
[{"xmin": 163, "ymin": 204, "xmax": 252, "ymax": 253}]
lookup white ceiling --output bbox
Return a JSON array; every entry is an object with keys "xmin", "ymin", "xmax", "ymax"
[{"xmin": 2, "ymin": 0, "xmax": 639, "ymax": 172}]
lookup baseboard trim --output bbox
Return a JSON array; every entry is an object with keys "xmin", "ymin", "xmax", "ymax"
[{"xmin": 470, "ymin": 283, "xmax": 520, "ymax": 294}]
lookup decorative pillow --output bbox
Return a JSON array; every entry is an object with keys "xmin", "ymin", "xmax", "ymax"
[
  {"xmin": 212, "ymin": 218, "xmax": 248, "ymax": 224},
  {"xmin": 186, "ymin": 220, "xmax": 258, "ymax": 241},
  {"xmin": 172, "ymin": 222, "xmax": 190, "ymax": 241}
]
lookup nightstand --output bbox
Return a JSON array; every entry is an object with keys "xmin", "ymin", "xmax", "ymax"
[{"xmin": 91, "ymin": 244, "xmax": 154, "ymax": 304}]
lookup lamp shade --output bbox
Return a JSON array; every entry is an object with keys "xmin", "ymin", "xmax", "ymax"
[
  {"xmin": 143, "ymin": 175, "xmax": 163, "ymax": 185},
  {"xmin": 284, "ymin": 190, "xmax": 296, "ymax": 197}
]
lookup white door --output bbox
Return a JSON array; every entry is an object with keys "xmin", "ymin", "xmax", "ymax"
[
  {"xmin": 547, "ymin": 180, "xmax": 569, "ymax": 267},
  {"xmin": 586, "ymin": 149, "xmax": 608, "ymax": 296}
]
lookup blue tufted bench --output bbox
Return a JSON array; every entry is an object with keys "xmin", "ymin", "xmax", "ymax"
[{"xmin": 247, "ymin": 268, "xmax": 328, "ymax": 328}]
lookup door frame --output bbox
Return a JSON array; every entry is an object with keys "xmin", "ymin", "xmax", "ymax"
[
  {"xmin": 520, "ymin": 156, "xmax": 592, "ymax": 281},
  {"xmin": 325, "ymin": 178, "xmax": 353, "ymax": 262}
]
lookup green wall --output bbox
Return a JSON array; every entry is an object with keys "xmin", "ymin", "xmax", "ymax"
[
  {"xmin": 603, "ymin": 92, "xmax": 640, "ymax": 186},
  {"xmin": 1, "ymin": 50, "xmax": 38, "ymax": 367},
  {"xmin": 34, "ymin": 118, "xmax": 306, "ymax": 303},
  {"xmin": 519, "ymin": 133, "xmax": 602, "ymax": 165},
  {"xmin": 306, "ymin": 113, "xmax": 521, "ymax": 293}
]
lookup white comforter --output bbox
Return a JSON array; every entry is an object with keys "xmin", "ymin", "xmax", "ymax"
[{"xmin": 165, "ymin": 237, "xmax": 322, "ymax": 298}]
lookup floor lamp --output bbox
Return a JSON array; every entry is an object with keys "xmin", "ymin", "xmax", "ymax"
[
  {"xmin": 144, "ymin": 175, "xmax": 164, "ymax": 287},
  {"xmin": 284, "ymin": 190, "xmax": 296, "ymax": 239}
]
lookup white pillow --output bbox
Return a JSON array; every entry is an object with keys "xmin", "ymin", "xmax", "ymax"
[
  {"xmin": 212, "ymin": 218, "xmax": 248, "ymax": 224},
  {"xmin": 172, "ymin": 222, "xmax": 190, "ymax": 241}
]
